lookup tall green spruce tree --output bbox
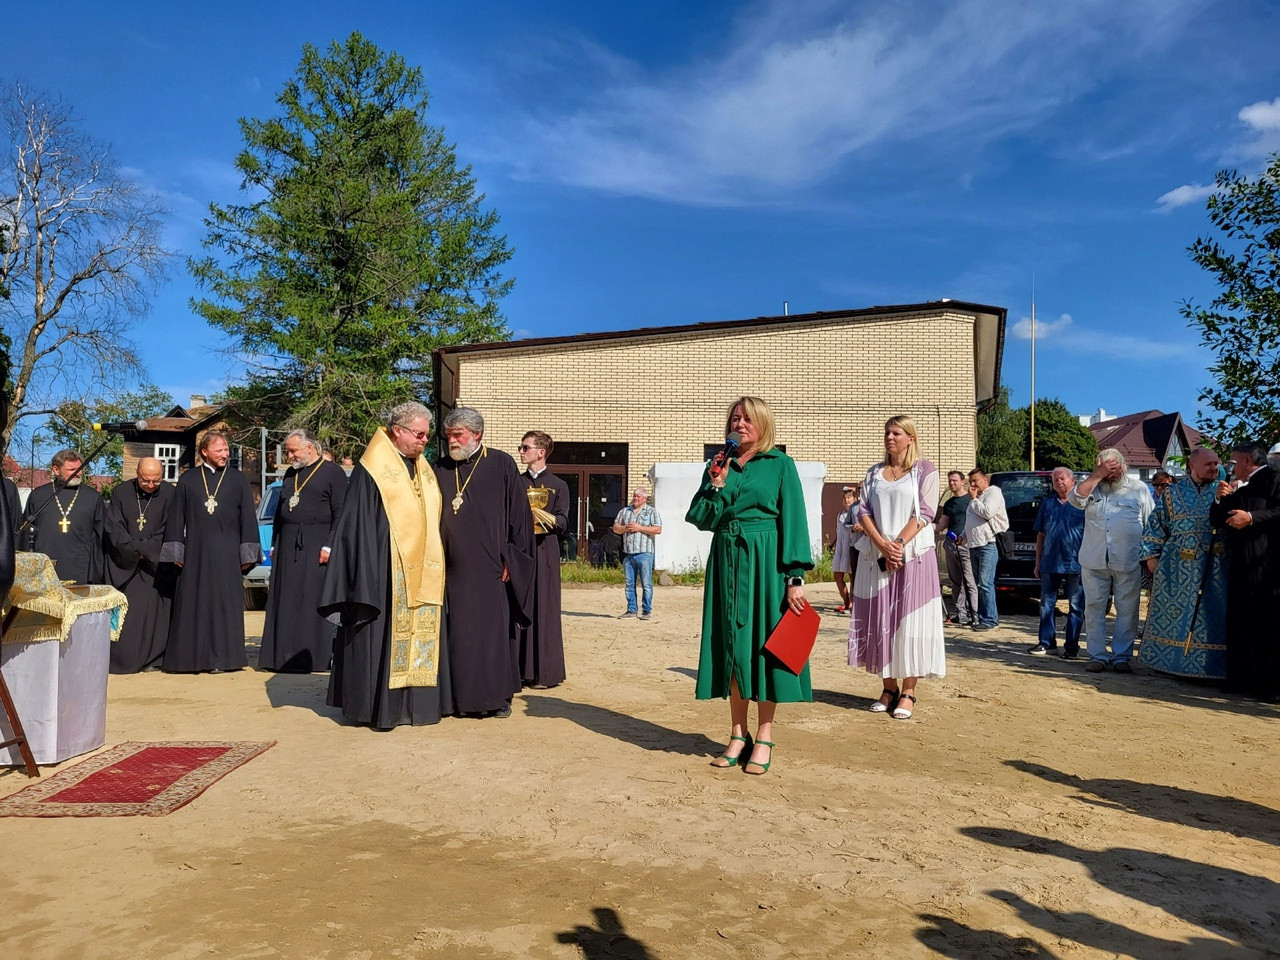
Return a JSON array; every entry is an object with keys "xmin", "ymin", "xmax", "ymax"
[
  {"xmin": 1182, "ymin": 155, "xmax": 1280, "ymax": 445},
  {"xmin": 190, "ymin": 32, "xmax": 514, "ymax": 454}
]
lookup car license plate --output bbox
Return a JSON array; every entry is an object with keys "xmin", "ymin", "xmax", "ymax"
[{"xmin": 1014, "ymin": 542, "xmax": 1035, "ymax": 554}]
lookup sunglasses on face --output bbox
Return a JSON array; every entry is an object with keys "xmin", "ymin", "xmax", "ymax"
[
  {"xmin": 396, "ymin": 426, "xmax": 429, "ymax": 441},
  {"xmin": 518, "ymin": 444, "xmax": 538, "ymax": 452}
]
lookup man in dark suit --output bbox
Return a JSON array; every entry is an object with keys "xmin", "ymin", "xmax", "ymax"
[{"xmin": 1212, "ymin": 441, "xmax": 1280, "ymax": 701}]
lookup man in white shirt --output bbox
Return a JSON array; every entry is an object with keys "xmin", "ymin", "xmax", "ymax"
[
  {"xmin": 1068, "ymin": 448, "xmax": 1154, "ymax": 673},
  {"xmin": 961, "ymin": 468, "xmax": 1008, "ymax": 631}
]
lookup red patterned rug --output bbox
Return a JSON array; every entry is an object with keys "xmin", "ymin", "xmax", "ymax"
[{"xmin": 0, "ymin": 741, "xmax": 274, "ymax": 817}]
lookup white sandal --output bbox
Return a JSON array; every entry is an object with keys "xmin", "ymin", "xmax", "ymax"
[
  {"xmin": 891, "ymin": 693, "xmax": 916, "ymax": 719},
  {"xmin": 869, "ymin": 687, "xmax": 900, "ymax": 713}
]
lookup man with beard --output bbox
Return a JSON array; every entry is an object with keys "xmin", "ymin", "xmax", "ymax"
[
  {"xmin": 319, "ymin": 402, "xmax": 449, "ymax": 728},
  {"xmin": 1069, "ymin": 448, "xmax": 1154, "ymax": 673},
  {"xmin": 259, "ymin": 429, "xmax": 348, "ymax": 673},
  {"xmin": 515, "ymin": 429, "xmax": 569, "ymax": 689},
  {"xmin": 1138, "ymin": 447, "xmax": 1228, "ymax": 679},
  {"xmin": 160, "ymin": 430, "xmax": 262, "ymax": 673},
  {"xmin": 1212, "ymin": 441, "xmax": 1280, "ymax": 700},
  {"xmin": 21, "ymin": 448, "xmax": 105, "ymax": 584},
  {"xmin": 435, "ymin": 407, "xmax": 535, "ymax": 718},
  {"xmin": 104, "ymin": 457, "xmax": 177, "ymax": 672}
]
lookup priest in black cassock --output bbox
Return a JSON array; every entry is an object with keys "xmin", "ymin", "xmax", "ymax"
[
  {"xmin": 436, "ymin": 407, "xmax": 535, "ymax": 718},
  {"xmin": 21, "ymin": 448, "xmax": 105, "ymax": 584},
  {"xmin": 319, "ymin": 402, "xmax": 451, "ymax": 728},
  {"xmin": 1212, "ymin": 440, "xmax": 1280, "ymax": 701},
  {"xmin": 104, "ymin": 457, "xmax": 176, "ymax": 673},
  {"xmin": 260, "ymin": 428, "xmax": 348, "ymax": 672},
  {"xmin": 160, "ymin": 430, "xmax": 262, "ymax": 673},
  {"xmin": 515, "ymin": 429, "xmax": 569, "ymax": 689}
]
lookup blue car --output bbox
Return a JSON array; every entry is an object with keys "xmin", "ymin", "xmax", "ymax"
[{"xmin": 243, "ymin": 480, "xmax": 282, "ymax": 609}]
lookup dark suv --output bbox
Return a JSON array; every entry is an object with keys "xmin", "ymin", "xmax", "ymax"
[{"xmin": 989, "ymin": 471, "xmax": 1086, "ymax": 591}]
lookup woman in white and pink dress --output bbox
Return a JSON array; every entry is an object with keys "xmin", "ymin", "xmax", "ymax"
[{"xmin": 848, "ymin": 416, "xmax": 946, "ymax": 719}]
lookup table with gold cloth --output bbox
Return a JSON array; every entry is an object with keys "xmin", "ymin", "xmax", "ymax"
[{"xmin": 1, "ymin": 553, "xmax": 128, "ymax": 765}]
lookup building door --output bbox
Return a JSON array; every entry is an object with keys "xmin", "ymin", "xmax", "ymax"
[
  {"xmin": 546, "ymin": 441, "xmax": 628, "ymax": 563},
  {"xmin": 548, "ymin": 466, "xmax": 626, "ymax": 562}
]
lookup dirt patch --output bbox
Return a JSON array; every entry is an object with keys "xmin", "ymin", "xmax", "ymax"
[{"xmin": 2, "ymin": 585, "xmax": 1277, "ymax": 958}]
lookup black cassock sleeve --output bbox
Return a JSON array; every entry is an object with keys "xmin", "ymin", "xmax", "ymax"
[{"xmin": 317, "ymin": 466, "xmax": 385, "ymax": 630}]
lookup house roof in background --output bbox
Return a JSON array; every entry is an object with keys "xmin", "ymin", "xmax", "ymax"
[{"xmin": 1087, "ymin": 409, "xmax": 1207, "ymax": 469}]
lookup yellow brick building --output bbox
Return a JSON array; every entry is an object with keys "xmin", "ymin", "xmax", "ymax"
[{"xmin": 435, "ymin": 300, "xmax": 1005, "ymax": 559}]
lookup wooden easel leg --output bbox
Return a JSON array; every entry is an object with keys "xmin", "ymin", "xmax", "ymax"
[{"xmin": 0, "ymin": 605, "xmax": 39, "ymax": 777}]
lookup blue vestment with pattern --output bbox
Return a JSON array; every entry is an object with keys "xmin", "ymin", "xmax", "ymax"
[{"xmin": 1138, "ymin": 478, "xmax": 1227, "ymax": 679}]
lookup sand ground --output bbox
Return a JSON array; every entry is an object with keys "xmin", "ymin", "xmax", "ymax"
[{"xmin": 2, "ymin": 583, "xmax": 1278, "ymax": 960}]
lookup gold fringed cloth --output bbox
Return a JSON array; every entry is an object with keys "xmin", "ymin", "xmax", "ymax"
[
  {"xmin": 3, "ymin": 552, "xmax": 129, "ymax": 646},
  {"xmin": 360, "ymin": 428, "xmax": 445, "ymax": 689}
]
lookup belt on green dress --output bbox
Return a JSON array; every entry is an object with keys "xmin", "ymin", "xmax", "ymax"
[{"xmin": 717, "ymin": 519, "xmax": 777, "ymax": 631}]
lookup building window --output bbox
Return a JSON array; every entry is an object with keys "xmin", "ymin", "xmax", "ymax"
[
  {"xmin": 155, "ymin": 444, "xmax": 180, "ymax": 482},
  {"xmin": 228, "ymin": 445, "xmax": 243, "ymax": 471}
]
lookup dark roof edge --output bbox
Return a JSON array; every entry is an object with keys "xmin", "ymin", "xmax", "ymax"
[{"xmin": 436, "ymin": 300, "xmax": 1008, "ymax": 356}]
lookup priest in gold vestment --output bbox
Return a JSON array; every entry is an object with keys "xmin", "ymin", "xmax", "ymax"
[{"xmin": 319, "ymin": 402, "xmax": 451, "ymax": 728}]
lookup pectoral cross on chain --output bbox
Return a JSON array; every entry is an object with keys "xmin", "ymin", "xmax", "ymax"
[
  {"xmin": 58, "ymin": 515, "xmax": 71, "ymax": 534},
  {"xmin": 204, "ymin": 496, "xmax": 218, "ymax": 515},
  {"xmin": 136, "ymin": 514, "xmax": 147, "ymax": 531}
]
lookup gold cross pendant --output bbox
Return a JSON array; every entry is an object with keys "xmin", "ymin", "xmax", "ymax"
[
  {"xmin": 137, "ymin": 514, "xmax": 147, "ymax": 531},
  {"xmin": 451, "ymin": 495, "xmax": 464, "ymax": 513},
  {"xmin": 205, "ymin": 496, "xmax": 218, "ymax": 515},
  {"xmin": 58, "ymin": 515, "xmax": 71, "ymax": 534}
]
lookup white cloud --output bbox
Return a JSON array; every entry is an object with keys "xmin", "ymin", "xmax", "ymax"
[
  {"xmin": 1236, "ymin": 96, "xmax": 1280, "ymax": 159},
  {"xmin": 1013, "ymin": 311, "xmax": 1196, "ymax": 361},
  {"xmin": 1156, "ymin": 95, "xmax": 1280, "ymax": 208},
  {"xmin": 1154, "ymin": 183, "xmax": 1214, "ymax": 211},
  {"xmin": 1012, "ymin": 312, "xmax": 1074, "ymax": 340},
  {"xmin": 490, "ymin": 0, "xmax": 1199, "ymax": 204}
]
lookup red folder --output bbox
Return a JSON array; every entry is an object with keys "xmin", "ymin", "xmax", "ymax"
[{"xmin": 764, "ymin": 601, "xmax": 820, "ymax": 674}]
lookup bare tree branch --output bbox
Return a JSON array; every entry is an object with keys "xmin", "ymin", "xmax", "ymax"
[{"xmin": 0, "ymin": 82, "xmax": 173, "ymax": 460}]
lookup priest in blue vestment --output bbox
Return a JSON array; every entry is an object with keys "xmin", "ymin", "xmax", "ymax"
[{"xmin": 1139, "ymin": 447, "xmax": 1228, "ymax": 679}]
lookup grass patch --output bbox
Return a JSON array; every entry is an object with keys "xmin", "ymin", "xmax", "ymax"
[{"xmin": 560, "ymin": 546, "xmax": 837, "ymax": 586}]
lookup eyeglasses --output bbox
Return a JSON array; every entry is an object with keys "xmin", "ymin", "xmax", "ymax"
[
  {"xmin": 518, "ymin": 444, "xmax": 538, "ymax": 452},
  {"xmin": 395, "ymin": 426, "xmax": 430, "ymax": 441},
  {"xmin": 1154, "ymin": 482, "xmax": 1171, "ymax": 489}
]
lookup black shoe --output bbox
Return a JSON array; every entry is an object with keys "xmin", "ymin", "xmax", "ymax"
[
  {"xmin": 1112, "ymin": 660, "xmax": 1133, "ymax": 674},
  {"xmin": 972, "ymin": 624, "xmax": 994, "ymax": 632},
  {"xmin": 493, "ymin": 703, "xmax": 513, "ymax": 718},
  {"xmin": 1062, "ymin": 650, "xmax": 1080, "ymax": 660},
  {"xmin": 1028, "ymin": 645, "xmax": 1049, "ymax": 656}
]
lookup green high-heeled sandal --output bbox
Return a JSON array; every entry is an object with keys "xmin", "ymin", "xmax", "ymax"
[
  {"xmin": 743, "ymin": 740, "xmax": 774, "ymax": 776},
  {"xmin": 711, "ymin": 734, "xmax": 752, "ymax": 768}
]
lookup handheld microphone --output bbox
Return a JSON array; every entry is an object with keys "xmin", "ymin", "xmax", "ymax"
[
  {"xmin": 92, "ymin": 420, "xmax": 149, "ymax": 434},
  {"xmin": 709, "ymin": 432, "xmax": 742, "ymax": 480}
]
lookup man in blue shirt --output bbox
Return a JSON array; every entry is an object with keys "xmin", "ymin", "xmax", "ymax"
[
  {"xmin": 613, "ymin": 487, "xmax": 663, "ymax": 619},
  {"xmin": 1031, "ymin": 467, "xmax": 1086, "ymax": 657}
]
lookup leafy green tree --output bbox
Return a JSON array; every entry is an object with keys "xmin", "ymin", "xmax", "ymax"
[
  {"xmin": 977, "ymin": 387, "xmax": 1029, "ymax": 472},
  {"xmin": 190, "ymin": 32, "xmax": 514, "ymax": 454},
  {"xmin": 1182, "ymin": 154, "xmax": 1280, "ymax": 445},
  {"xmin": 43, "ymin": 384, "xmax": 175, "ymax": 476},
  {"xmin": 1032, "ymin": 398, "xmax": 1097, "ymax": 470}
]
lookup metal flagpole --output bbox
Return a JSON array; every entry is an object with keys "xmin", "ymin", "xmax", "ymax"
[{"xmin": 1029, "ymin": 280, "xmax": 1036, "ymax": 471}]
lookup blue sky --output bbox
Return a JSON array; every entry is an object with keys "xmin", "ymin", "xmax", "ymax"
[{"xmin": 6, "ymin": 0, "xmax": 1280, "ymax": 444}]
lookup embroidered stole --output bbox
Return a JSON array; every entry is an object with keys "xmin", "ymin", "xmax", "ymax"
[{"xmin": 360, "ymin": 428, "xmax": 445, "ymax": 689}]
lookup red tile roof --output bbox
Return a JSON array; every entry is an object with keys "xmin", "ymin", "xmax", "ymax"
[{"xmin": 1087, "ymin": 410, "xmax": 1207, "ymax": 469}]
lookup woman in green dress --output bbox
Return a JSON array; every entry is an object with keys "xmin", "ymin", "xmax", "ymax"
[{"xmin": 687, "ymin": 396, "xmax": 813, "ymax": 775}]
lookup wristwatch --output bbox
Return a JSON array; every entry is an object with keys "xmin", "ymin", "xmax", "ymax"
[
  {"xmin": 893, "ymin": 537, "xmax": 905, "ymax": 545},
  {"xmin": 787, "ymin": 576, "xmax": 804, "ymax": 588}
]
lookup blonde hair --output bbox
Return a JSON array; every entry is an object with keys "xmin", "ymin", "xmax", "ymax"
[
  {"xmin": 724, "ymin": 396, "xmax": 776, "ymax": 454},
  {"xmin": 882, "ymin": 415, "xmax": 921, "ymax": 471}
]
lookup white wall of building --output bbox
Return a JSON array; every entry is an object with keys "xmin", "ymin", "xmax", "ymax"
[{"xmin": 651, "ymin": 461, "xmax": 828, "ymax": 572}]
